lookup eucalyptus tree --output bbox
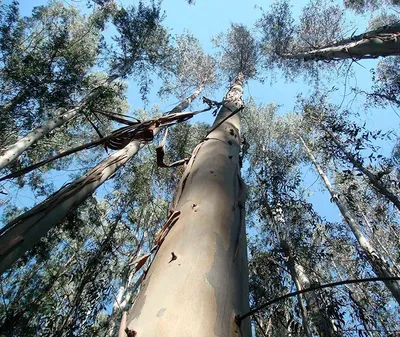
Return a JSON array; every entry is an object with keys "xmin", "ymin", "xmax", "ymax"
[
  {"xmin": 160, "ymin": 33, "xmax": 217, "ymax": 101},
  {"xmin": 258, "ymin": 0, "xmax": 346, "ymax": 80},
  {"xmin": 300, "ymin": 98, "xmax": 400, "ymax": 212},
  {"xmin": 367, "ymin": 56, "xmax": 400, "ymax": 108},
  {"xmin": 122, "ymin": 23, "xmax": 259, "ymax": 337},
  {"xmin": 0, "ymin": 1, "xmax": 171, "ymax": 171},
  {"xmin": 213, "ymin": 23, "xmax": 260, "ymax": 80},
  {"xmin": 0, "ymin": 94, "xmax": 209, "ymax": 274},
  {"xmin": 0, "ymin": 1, "xmax": 115, "ymax": 163},
  {"xmin": 0, "ymin": 1, "xmax": 109, "ymax": 139},
  {"xmin": 300, "ymin": 137, "xmax": 400, "ymax": 304},
  {"xmin": 0, "ymin": 20, "xmax": 219, "ymax": 273},
  {"xmin": 0, "ymin": 197, "xmax": 118, "ymax": 337},
  {"xmin": 243, "ymin": 102, "xmax": 342, "ymax": 337},
  {"xmin": 259, "ymin": 0, "xmax": 399, "ymax": 81}
]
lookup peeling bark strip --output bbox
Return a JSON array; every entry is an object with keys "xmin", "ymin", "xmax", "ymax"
[
  {"xmin": 124, "ymin": 73, "xmax": 251, "ymax": 337},
  {"xmin": 301, "ymin": 137, "xmax": 400, "ymax": 304},
  {"xmin": 0, "ymin": 141, "xmax": 143, "ymax": 275},
  {"xmin": 282, "ymin": 23, "xmax": 400, "ymax": 61},
  {"xmin": 156, "ymin": 129, "xmax": 189, "ymax": 168},
  {"xmin": 0, "ymin": 107, "xmax": 212, "ymax": 183},
  {"xmin": 0, "ymin": 89, "xmax": 204, "ymax": 275}
]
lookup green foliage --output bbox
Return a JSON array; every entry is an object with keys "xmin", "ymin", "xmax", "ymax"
[
  {"xmin": 110, "ymin": 2, "xmax": 171, "ymax": 99},
  {"xmin": 213, "ymin": 24, "xmax": 260, "ymax": 80},
  {"xmin": 159, "ymin": 33, "xmax": 217, "ymax": 98},
  {"xmin": 0, "ymin": 0, "xmax": 400, "ymax": 336}
]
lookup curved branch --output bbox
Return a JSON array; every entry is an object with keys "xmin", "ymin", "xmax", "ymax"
[{"xmin": 236, "ymin": 276, "xmax": 400, "ymax": 323}]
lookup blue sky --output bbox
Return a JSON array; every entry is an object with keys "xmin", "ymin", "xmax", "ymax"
[{"xmin": 5, "ymin": 0, "xmax": 399, "ymax": 225}]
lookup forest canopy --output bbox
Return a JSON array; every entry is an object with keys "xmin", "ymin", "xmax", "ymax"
[{"xmin": 0, "ymin": 0, "xmax": 399, "ymax": 336}]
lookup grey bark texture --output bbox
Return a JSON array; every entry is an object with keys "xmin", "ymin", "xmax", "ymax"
[
  {"xmin": 0, "ymin": 89, "xmax": 202, "ymax": 274},
  {"xmin": 283, "ymin": 23, "xmax": 400, "ymax": 61},
  {"xmin": 301, "ymin": 137, "xmax": 400, "ymax": 304},
  {"xmin": 124, "ymin": 73, "xmax": 251, "ymax": 337}
]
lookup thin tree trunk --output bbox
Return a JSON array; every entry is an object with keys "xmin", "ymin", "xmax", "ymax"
[
  {"xmin": 331, "ymin": 261, "xmax": 375, "ymax": 337},
  {"xmin": 291, "ymin": 258, "xmax": 337, "ymax": 337},
  {"xmin": 324, "ymin": 128, "xmax": 400, "ymax": 212},
  {"xmin": 266, "ymin": 203, "xmax": 336, "ymax": 337},
  {"xmin": 301, "ymin": 137, "xmax": 400, "ymax": 304},
  {"xmin": 281, "ymin": 241, "xmax": 313, "ymax": 337},
  {"xmin": 0, "ymin": 88, "xmax": 203, "ymax": 274},
  {"xmin": 123, "ymin": 73, "xmax": 251, "ymax": 337},
  {"xmin": 0, "ymin": 65, "xmax": 128, "ymax": 171},
  {"xmin": 56, "ymin": 216, "xmax": 121, "ymax": 335},
  {"xmin": 108, "ymin": 231, "xmax": 146, "ymax": 337},
  {"xmin": 362, "ymin": 213, "xmax": 400, "ymax": 274},
  {"xmin": 282, "ymin": 23, "xmax": 400, "ymax": 61}
]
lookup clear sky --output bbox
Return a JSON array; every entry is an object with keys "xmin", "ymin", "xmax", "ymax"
[{"xmin": 5, "ymin": 0, "xmax": 399, "ymax": 225}]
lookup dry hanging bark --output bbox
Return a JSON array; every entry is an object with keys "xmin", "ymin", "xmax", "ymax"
[{"xmin": 0, "ymin": 88, "xmax": 204, "ymax": 274}]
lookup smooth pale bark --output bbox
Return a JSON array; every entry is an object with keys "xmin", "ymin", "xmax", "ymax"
[
  {"xmin": 283, "ymin": 245, "xmax": 313, "ymax": 337},
  {"xmin": 267, "ymin": 210, "xmax": 312, "ymax": 337},
  {"xmin": 124, "ymin": 74, "xmax": 251, "ymax": 337},
  {"xmin": 283, "ymin": 23, "xmax": 400, "ymax": 61},
  {"xmin": 267, "ymin": 206, "xmax": 335, "ymax": 337},
  {"xmin": 301, "ymin": 137, "xmax": 400, "ymax": 304},
  {"xmin": 283, "ymin": 243, "xmax": 337, "ymax": 337},
  {"xmin": 362, "ymin": 214, "xmax": 400, "ymax": 274},
  {"xmin": 0, "ymin": 89, "xmax": 202, "ymax": 274},
  {"xmin": 325, "ymin": 128, "xmax": 400, "ymax": 212},
  {"xmin": 0, "ymin": 66, "xmax": 127, "ymax": 171},
  {"xmin": 282, "ymin": 238, "xmax": 337, "ymax": 337}
]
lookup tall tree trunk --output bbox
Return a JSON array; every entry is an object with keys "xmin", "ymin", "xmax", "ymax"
[
  {"xmin": 282, "ymin": 239, "xmax": 338, "ymax": 337},
  {"xmin": 301, "ymin": 137, "xmax": 400, "ymax": 304},
  {"xmin": 324, "ymin": 127, "xmax": 400, "ymax": 212},
  {"xmin": 281, "ymin": 240, "xmax": 313, "ymax": 337},
  {"xmin": 282, "ymin": 23, "xmax": 400, "ymax": 61},
  {"xmin": 266, "ymin": 203, "xmax": 336, "ymax": 337},
  {"xmin": 108, "ymin": 231, "xmax": 147, "ymax": 337},
  {"xmin": 123, "ymin": 73, "xmax": 251, "ymax": 337},
  {"xmin": 288, "ymin": 250, "xmax": 338, "ymax": 337},
  {"xmin": 0, "ymin": 89, "xmax": 203, "ymax": 274},
  {"xmin": 362, "ymin": 214, "xmax": 400, "ymax": 274},
  {"xmin": 265, "ymin": 206, "xmax": 313, "ymax": 337},
  {"xmin": 0, "ymin": 66, "xmax": 128, "ymax": 171}
]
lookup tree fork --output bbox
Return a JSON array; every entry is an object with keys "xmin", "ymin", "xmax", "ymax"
[{"xmin": 123, "ymin": 73, "xmax": 251, "ymax": 337}]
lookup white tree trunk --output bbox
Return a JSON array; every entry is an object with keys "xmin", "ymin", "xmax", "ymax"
[
  {"xmin": 325, "ymin": 129, "xmax": 400, "ymax": 212},
  {"xmin": 301, "ymin": 137, "xmax": 400, "ymax": 304},
  {"xmin": 0, "ymin": 89, "xmax": 203, "ymax": 274},
  {"xmin": 283, "ymin": 23, "xmax": 400, "ymax": 61},
  {"xmin": 123, "ymin": 74, "xmax": 251, "ymax": 337},
  {"xmin": 0, "ymin": 65, "xmax": 129, "ymax": 171}
]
